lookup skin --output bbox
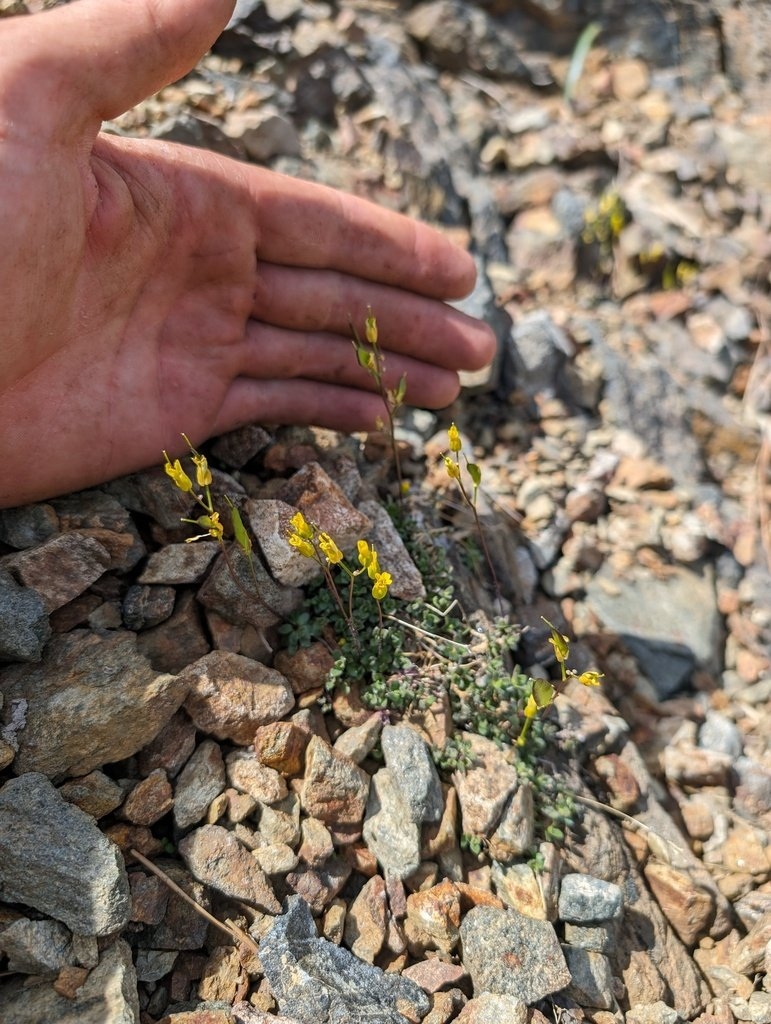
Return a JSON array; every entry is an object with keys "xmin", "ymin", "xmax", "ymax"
[{"xmin": 0, "ymin": 0, "xmax": 496, "ymax": 509}]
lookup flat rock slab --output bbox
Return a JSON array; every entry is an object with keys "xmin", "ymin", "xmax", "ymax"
[
  {"xmin": 460, "ymin": 904, "xmax": 571, "ymax": 1003},
  {"xmin": 0, "ymin": 938, "xmax": 139, "ymax": 1024},
  {"xmin": 1, "ymin": 629, "xmax": 188, "ymax": 780},
  {"xmin": 260, "ymin": 895, "xmax": 429, "ymax": 1024},
  {"xmin": 0, "ymin": 773, "xmax": 130, "ymax": 935}
]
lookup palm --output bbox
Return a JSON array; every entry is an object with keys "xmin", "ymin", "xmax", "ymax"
[{"xmin": 0, "ymin": 0, "xmax": 494, "ymax": 508}]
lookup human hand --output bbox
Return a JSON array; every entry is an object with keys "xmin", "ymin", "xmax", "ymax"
[{"xmin": 0, "ymin": 0, "xmax": 495, "ymax": 508}]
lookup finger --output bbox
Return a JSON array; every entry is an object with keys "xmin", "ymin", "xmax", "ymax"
[
  {"xmin": 2, "ymin": 0, "xmax": 234, "ymax": 137},
  {"xmin": 213, "ymin": 379, "xmax": 415, "ymax": 438},
  {"xmin": 236, "ymin": 323, "xmax": 462, "ymax": 407},
  {"xmin": 250, "ymin": 263, "xmax": 496, "ymax": 371},
  {"xmin": 245, "ymin": 167, "xmax": 479, "ymax": 302}
]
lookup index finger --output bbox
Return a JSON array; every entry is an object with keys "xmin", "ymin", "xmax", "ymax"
[{"xmin": 242, "ymin": 165, "xmax": 478, "ymax": 302}]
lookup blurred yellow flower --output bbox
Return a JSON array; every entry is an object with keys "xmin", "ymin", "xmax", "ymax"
[
  {"xmin": 288, "ymin": 534, "xmax": 315, "ymax": 559},
  {"xmin": 448, "ymin": 423, "xmax": 462, "ymax": 453},
  {"xmin": 163, "ymin": 453, "xmax": 193, "ymax": 493},
  {"xmin": 318, "ymin": 532, "xmax": 344, "ymax": 564},
  {"xmin": 372, "ymin": 571, "xmax": 392, "ymax": 601},
  {"xmin": 443, "ymin": 455, "xmax": 460, "ymax": 481},
  {"xmin": 191, "ymin": 453, "xmax": 212, "ymax": 488},
  {"xmin": 290, "ymin": 511, "xmax": 314, "ymax": 539}
]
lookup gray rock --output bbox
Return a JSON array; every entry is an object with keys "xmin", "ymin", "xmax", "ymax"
[
  {"xmin": 260, "ymin": 895, "xmax": 430, "ymax": 1024},
  {"xmin": 0, "ymin": 918, "xmax": 73, "ymax": 974},
  {"xmin": 122, "ymin": 584, "xmax": 176, "ymax": 631},
  {"xmin": 173, "ymin": 739, "xmax": 226, "ymax": 830},
  {"xmin": 1, "ymin": 630, "xmax": 188, "ymax": 780},
  {"xmin": 562, "ymin": 946, "xmax": 617, "ymax": 1010},
  {"xmin": 0, "ymin": 503, "xmax": 58, "ymax": 548},
  {"xmin": 0, "ymin": 937, "xmax": 139, "ymax": 1023},
  {"xmin": 1, "ymin": 532, "xmax": 110, "ymax": 612},
  {"xmin": 0, "ymin": 568, "xmax": 50, "ymax": 663},
  {"xmin": 699, "ymin": 709, "xmax": 743, "ymax": 759},
  {"xmin": 0, "ymin": 773, "xmax": 130, "ymax": 935},
  {"xmin": 558, "ymin": 873, "xmax": 624, "ymax": 924},
  {"xmin": 138, "ymin": 542, "xmax": 218, "ymax": 585},
  {"xmin": 362, "ymin": 768, "xmax": 421, "ymax": 881},
  {"xmin": 459, "ymin": 905, "xmax": 571, "ymax": 1003},
  {"xmin": 380, "ymin": 724, "xmax": 442, "ymax": 825},
  {"xmin": 584, "ymin": 562, "xmax": 721, "ymax": 697},
  {"xmin": 505, "ymin": 310, "xmax": 573, "ymax": 398}
]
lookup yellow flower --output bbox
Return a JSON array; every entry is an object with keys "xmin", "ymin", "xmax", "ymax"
[
  {"xmin": 288, "ymin": 534, "xmax": 315, "ymax": 559},
  {"xmin": 543, "ymin": 618, "xmax": 570, "ymax": 664},
  {"xmin": 289, "ymin": 511, "xmax": 314, "ymax": 540},
  {"xmin": 191, "ymin": 453, "xmax": 212, "ymax": 488},
  {"xmin": 365, "ymin": 311, "xmax": 378, "ymax": 345},
  {"xmin": 318, "ymin": 532, "xmax": 344, "ymax": 564},
  {"xmin": 448, "ymin": 423, "xmax": 462, "ymax": 453},
  {"xmin": 184, "ymin": 512, "xmax": 223, "ymax": 542},
  {"xmin": 357, "ymin": 540, "xmax": 373, "ymax": 569},
  {"xmin": 372, "ymin": 571, "xmax": 392, "ymax": 601},
  {"xmin": 163, "ymin": 452, "xmax": 193, "ymax": 493},
  {"xmin": 577, "ymin": 670, "xmax": 604, "ymax": 687},
  {"xmin": 443, "ymin": 455, "xmax": 460, "ymax": 481},
  {"xmin": 523, "ymin": 694, "xmax": 539, "ymax": 719}
]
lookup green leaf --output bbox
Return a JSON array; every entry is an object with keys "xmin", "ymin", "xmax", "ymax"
[
  {"xmin": 466, "ymin": 462, "xmax": 482, "ymax": 488},
  {"xmin": 531, "ymin": 678, "xmax": 556, "ymax": 709}
]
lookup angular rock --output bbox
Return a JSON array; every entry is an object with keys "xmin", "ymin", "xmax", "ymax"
[
  {"xmin": 558, "ymin": 873, "xmax": 624, "ymax": 924},
  {"xmin": 0, "ymin": 917, "xmax": 73, "ymax": 974},
  {"xmin": 562, "ymin": 946, "xmax": 617, "ymax": 1010},
  {"xmin": 260, "ymin": 895, "xmax": 429, "ymax": 1024},
  {"xmin": 0, "ymin": 568, "xmax": 51, "ymax": 663},
  {"xmin": 118, "ymin": 769, "xmax": 171, "ymax": 827},
  {"xmin": 58, "ymin": 770, "xmax": 124, "ymax": 819},
  {"xmin": 380, "ymin": 723, "xmax": 443, "ymax": 825},
  {"xmin": 584, "ymin": 563, "xmax": 721, "ymax": 697},
  {"xmin": 138, "ymin": 542, "xmax": 219, "ymax": 585},
  {"xmin": 343, "ymin": 874, "xmax": 388, "ymax": 964},
  {"xmin": 0, "ymin": 773, "xmax": 130, "ymax": 935},
  {"xmin": 452, "ymin": 735, "xmax": 519, "ymax": 836},
  {"xmin": 173, "ymin": 740, "xmax": 226, "ymax": 831},
  {"xmin": 276, "ymin": 462, "xmax": 372, "ymax": 552},
  {"xmin": 454, "ymin": 993, "xmax": 528, "ymax": 1023},
  {"xmin": 227, "ymin": 749, "xmax": 288, "ymax": 805},
  {"xmin": 363, "ymin": 768, "xmax": 421, "ymax": 881},
  {"xmin": 181, "ymin": 651, "xmax": 295, "ymax": 745},
  {"xmin": 405, "ymin": 879, "xmax": 462, "ymax": 954},
  {"xmin": 460, "ymin": 905, "xmax": 571, "ymax": 1003},
  {"xmin": 488, "ymin": 783, "xmax": 535, "ymax": 862},
  {"xmin": 253, "ymin": 720, "xmax": 309, "ymax": 777},
  {"xmin": 0, "ymin": 938, "xmax": 139, "ymax": 1024},
  {"xmin": 1, "ymin": 532, "xmax": 110, "ymax": 613},
  {"xmin": 643, "ymin": 862, "xmax": 716, "ymax": 947},
  {"xmin": 358, "ymin": 500, "xmax": 426, "ymax": 601},
  {"xmin": 178, "ymin": 825, "xmax": 280, "ymax": 914},
  {"xmin": 1, "ymin": 630, "xmax": 188, "ymax": 780},
  {"xmin": 247, "ymin": 499, "xmax": 323, "ymax": 587},
  {"xmin": 300, "ymin": 736, "xmax": 369, "ymax": 826}
]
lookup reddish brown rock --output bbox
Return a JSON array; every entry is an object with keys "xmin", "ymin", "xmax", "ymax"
[
  {"xmin": 181, "ymin": 650, "xmax": 294, "ymax": 745},
  {"xmin": 178, "ymin": 825, "xmax": 280, "ymax": 914},
  {"xmin": 643, "ymin": 861, "xmax": 716, "ymax": 947},
  {"xmin": 405, "ymin": 880, "xmax": 462, "ymax": 955},
  {"xmin": 343, "ymin": 873, "xmax": 388, "ymax": 964},
  {"xmin": 120, "ymin": 768, "xmax": 173, "ymax": 826},
  {"xmin": 300, "ymin": 735, "xmax": 370, "ymax": 825},
  {"xmin": 274, "ymin": 642, "xmax": 335, "ymax": 696},
  {"xmin": 253, "ymin": 720, "xmax": 309, "ymax": 777}
]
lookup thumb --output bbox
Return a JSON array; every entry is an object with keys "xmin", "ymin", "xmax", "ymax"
[{"xmin": 2, "ymin": 0, "xmax": 235, "ymax": 137}]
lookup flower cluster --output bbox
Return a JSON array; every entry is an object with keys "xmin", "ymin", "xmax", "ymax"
[
  {"xmin": 517, "ymin": 618, "xmax": 604, "ymax": 746},
  {"xmin": 163, "ymin": 439, "xmax": 225, "ymax": 543},
  {"xmin": 286, "ymin": 512, "xmax": 392, "ymax": 611}
]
